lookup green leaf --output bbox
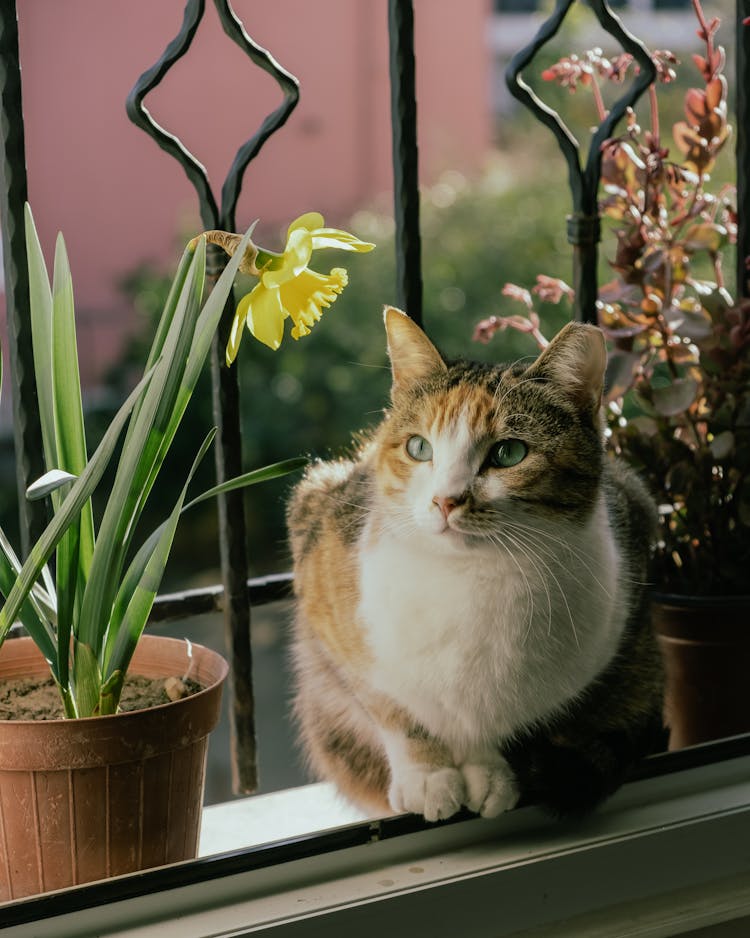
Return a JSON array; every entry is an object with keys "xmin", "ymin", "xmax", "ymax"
[
  {"xmin": 24, "ymin": 204, "xmax": 56, "ymax": 473},
  {"xmin": 184, "ymin": 456, "xmax": 308, "ymax": 511},
  {"xmin": 101, "ymin": 431, "xmax": 217, "ymax": 699},
  {"xmin": 26, "ymin": 469, "xmax": 77, "ymax": 501},
  {"xmin": 98, "ymin": 669, "xmax": 124, "ymax": 718},
  {"xmin": 0, "ymin": 527, "xmax": 56, "ymax": 665},
  {"xmin": 669, "ymin": 303, "xmax": 713, "ymax": 341},
  {"xmin": 709, "ymin": 430, "xmax": 734, "ymax": 460},
  {"xmin": 681, "ymin": 221, "xmax": 726, "ymax": 253},
  {"xmin": 71, "ymin": 640, "xmax": 101, "ymax": 718},
  {"xmin": 0, "ymin": 367, "xmax": 154, "ymax": 647},
  {"xmin": 651, "ymin": 377, "xmax": 699, "ymax": 417},
  {"xmin": 701, "ymin": 285, "xmax": 735, "ymax": 319},
  {"xmin": 51, "ymin": 234, "xmax": 95, "ymax": 566},
  {"xmin": 76, "ymin": 248, "xmax": 205, "ymax": 653},
  {"xmin": 78, "ymin": 226, "xmax": 257, "ymax": 656},
  {"xmin": 134, "ymin": 223, "xmax": 260, "ymax": 508},
  {"xmin": 51, "ymin": 235, "xmax": 89, "ymax": 482},
  {"xmin": 604, "ymin": 350, "xmax": 639, "ymax": 402},
  {"xmin": 101, "ymin": 451, "xmax": 305, "ymax": 708}
]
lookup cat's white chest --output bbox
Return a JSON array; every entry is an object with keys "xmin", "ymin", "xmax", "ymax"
[{"xmin": 357, "ymin": 514, "xmax": 623, "ymax": 751}]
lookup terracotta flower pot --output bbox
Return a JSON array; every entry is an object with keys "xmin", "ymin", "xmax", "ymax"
[
  {"xmin": 652, "ymin": 594, "xmax": 750, "ymax": 751},
  {"xmin": 0, "ymin": 633, "xmax": 228, "ymax": 900}
]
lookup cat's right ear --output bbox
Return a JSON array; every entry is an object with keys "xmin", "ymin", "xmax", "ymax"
[{"xmin": 384, "ymin": 306, "xmax": 447, "ymax": 392}]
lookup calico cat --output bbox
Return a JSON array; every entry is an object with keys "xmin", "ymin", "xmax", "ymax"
[{"xmin": 287, "ymin": 307, "xmax": 664, "ymax": 821}]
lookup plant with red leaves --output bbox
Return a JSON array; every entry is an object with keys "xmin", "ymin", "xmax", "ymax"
[{"xmin": 476, "ymin": 0, "xmax": 749, "ymax": 595}]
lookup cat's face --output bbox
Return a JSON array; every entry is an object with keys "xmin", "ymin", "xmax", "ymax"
[{"xmin": 372, "ymin": 308, "xmax": 607, "ymax": 551}]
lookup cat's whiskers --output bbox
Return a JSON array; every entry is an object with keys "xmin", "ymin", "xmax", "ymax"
[
  {"xmin": 506, "ymin": 527, "xmax": 582, "ymax": 647},
  {"xmin": 504, "ymin": 524, "xmax": 605, "ymax": 600},
  {"xmin": 489, "ymin": 527, "xmax": 556, "ymax": 640},
  {"xmin": 481, "ymin": 531, "xmax": 537, "ymax": 645},
  {"xmin": 482, "ymin": 518, "xmax": 580, "ymax": 647},
  {"xmin": 483, "ymin": 508, "xmax": 619, "ymax": 597},
  {"xmin": 372, "ymin": 512, "xmax": 422, "ymax": 541}
]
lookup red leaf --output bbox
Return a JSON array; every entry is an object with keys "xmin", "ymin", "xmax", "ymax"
[
  {"xmin": 705, "ymin": 76, "xmax": 725, "ymax": 111},
  {"xmin": 684, "ymin": 88, "xmax": 707, "ymax": 123}
]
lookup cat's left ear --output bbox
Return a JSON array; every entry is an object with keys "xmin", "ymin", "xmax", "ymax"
[
  {"xmin": 523, "ymin": 322, "xmax": 606, "ymax": 414},
  {"xmin": 384, "ymin": 306, "xmax": 447, "ymax": 392}
]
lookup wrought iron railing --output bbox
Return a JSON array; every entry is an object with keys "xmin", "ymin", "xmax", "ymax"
[{"xmin": 0, "ymin": 0, "xmax": 748, "ymax": 800}]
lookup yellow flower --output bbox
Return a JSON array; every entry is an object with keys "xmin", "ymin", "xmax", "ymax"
[{"xmin": 226, "ymin": 212, "xmax": 374, "ymax": 362}]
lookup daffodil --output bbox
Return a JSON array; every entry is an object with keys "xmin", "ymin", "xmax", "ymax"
[{"xmin": 195, "ymin": 213, "xmax": 374, "ymax": 363}]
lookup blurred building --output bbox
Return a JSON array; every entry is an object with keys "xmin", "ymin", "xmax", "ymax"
[{"xmin": 2, "ymin": 0, "xmax": 491, "ymax": 395}]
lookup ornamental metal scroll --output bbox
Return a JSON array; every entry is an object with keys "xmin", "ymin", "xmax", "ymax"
[
  {"xmin": 505, "ymin": 0, "xmax": 656, "ymax": 322},
  {"xmin": 126, "ymin": 0, "xmax": 299, "ymax": 232},
  {"xmin": 125, "ymin": 0, "xmax": 300, "ymax": 794}
]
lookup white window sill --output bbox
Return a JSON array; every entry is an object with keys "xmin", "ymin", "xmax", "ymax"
[
  {"xmin": 5, "ymin": 749, "xmax": 750, "ymax": 937},
  {"xmin": 199, "ymin": 782, "xmax": 382, "ymax": 856}
]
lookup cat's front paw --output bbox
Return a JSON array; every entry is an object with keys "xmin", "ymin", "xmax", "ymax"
[
  {"xmin": 389, "ymin": 766, "xmax": 466, "ymax": 822},
  {"xmin": 461, "ymin": 760, "xmax": 519, "ymax": 818}
]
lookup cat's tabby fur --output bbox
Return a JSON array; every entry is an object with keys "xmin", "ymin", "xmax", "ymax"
[{"xmin": 287, "ymin": 308, "xmax": 664, "ymax": 821}]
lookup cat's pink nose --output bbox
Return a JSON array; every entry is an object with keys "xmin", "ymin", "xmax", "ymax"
[{"xmin": 433, "ymin": 495, "xmax": 463, "ymax": 519}]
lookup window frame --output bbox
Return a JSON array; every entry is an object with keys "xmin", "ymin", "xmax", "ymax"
[
  {"xmin": 2, "ymin": 1, "xmax": 750, "ymax": 932},
  {"xmin": 3, "ymin": 738, "xmax": 750, "ymax": 935}
]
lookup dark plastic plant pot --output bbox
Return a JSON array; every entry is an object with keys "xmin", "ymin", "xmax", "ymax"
[
  {"xmin": 0, "ymin": 634, "xmax": 228, "ymax": 900},
  {"xmin": 652, "ymin": 594, "xmax": 750, "ymax": 751}
]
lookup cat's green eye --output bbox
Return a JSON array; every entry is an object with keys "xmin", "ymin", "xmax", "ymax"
[
  {"xmin": 487, "ymin": 438, "xmax": 527, "ymax": 469},
  {"xmin": 406, "ymin": 435, "xmax": 433, "ymax": 462}
]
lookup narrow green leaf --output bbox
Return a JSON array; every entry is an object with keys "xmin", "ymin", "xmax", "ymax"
[
  {"xmin": 102, "ymin": 432, "xmax": 216, "ymax": 695},
  {"xmin": 0, "ymin": 368, "xmax": 154, "ymax": 644},
  {"xmin": 184, "ymin": 456, "xmax": 308, "ymax": 511},
  {"xmin": 80, "ymin": 226, "xmax": 256, "ymax": 654},
  {"xmin": 51, "ymin": 233, "xmax": 95, "ymax": 577},
  {"xmin": 24, "ymin": 204, "xmax": 56, "ymax": 472},
  {"xmin": 129, "ymin": 225, "xmax": 259, "ymax": 522},
  {"xmin": 142, "ymin": 245, "xmax": 196, "ymax": 374},
  {"xmin": 51, "ymin": 235, "xmax": 88, "ymax": 479},
  {"xmin": 71, "ymin": 640, "xmax": 101, "ymax": 717},
  {"xmin": 0, "ymin": 526, "xmax": 57, "ymax": 625},
  {"xmin": 98, "ymin": 669, "xmax": 124, "ymax": 717},
  {"xmin": 26, "ymin": 469, "xmax": 77, "ymax": 501},
  {"xmin": 77, "ymin": 249, "xmax": 204, "ymax": 652},
  {"xmin": 0, "ymin": 528, "xmax": 56, "ymax": 665}
]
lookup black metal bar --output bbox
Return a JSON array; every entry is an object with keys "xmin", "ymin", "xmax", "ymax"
[
  {"xmin": 126, "ymin": 0, "xmax": 218, "ymax": 230},
  {"xmin": 208, "ymin": 247, "xmax": 257, "ymax": 793},
  {"xmin": 213, "ymin": 0, "xmax": 300, "ymax": 231},
  {"xmin": 737, "ymin": 2, "xmax": 749, "ymax": 299},
  {"xmin": 126, "ymin": 0, "xmax": 299, "ymax": 794},
  {"xmin": 0, "ymin": 2, "xmax": 48, "ymax": 557},
  {"xmin": 388, "ymin": 0, "xmax": 423, "ymax": 327},
  {"xmin": 148, "ymin": 573, "xmax": 293, "ymax": 624},
  {"xmin": 207, "ymin": 0, "xmax": 299, "ymax": 794},
  {"xmin": 506, "ymin": 0, "xmax": 655, "ymax": 323}
]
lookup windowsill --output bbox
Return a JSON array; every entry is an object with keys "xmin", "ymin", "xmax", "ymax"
[
  {"xmin": 4, "ymin": 745, "xmax": 750, "ymax": 937},
  {"xmin": 199, "ymin": 782, "xmax": 383, "ymax": 856}
]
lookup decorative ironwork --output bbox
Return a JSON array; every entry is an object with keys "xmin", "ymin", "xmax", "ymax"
[
  {"xmin": 389, "ymin": 0, "xmax": 423, "ymax": 326},
  {"xmin": 126, "ymin": 0, "xmax": 299, "ymax": 794},
  {"xmin": 505, "ymin": 0, "xmax": 656, "ymax": 322}
]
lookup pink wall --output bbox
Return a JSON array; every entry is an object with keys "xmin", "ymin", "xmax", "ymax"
[{"xmin": 8, "ymin": 0, "xmax": 491, "ymax": 385}]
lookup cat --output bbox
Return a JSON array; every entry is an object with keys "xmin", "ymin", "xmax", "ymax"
[{"xmin": 287, "ymin": 307, "xmax": 664, "ymax": 822}]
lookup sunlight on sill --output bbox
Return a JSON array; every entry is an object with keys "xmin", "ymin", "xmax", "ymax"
[{"xmin": 199, "ymin": 782, "xmax": 386, "ymax": 856}]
